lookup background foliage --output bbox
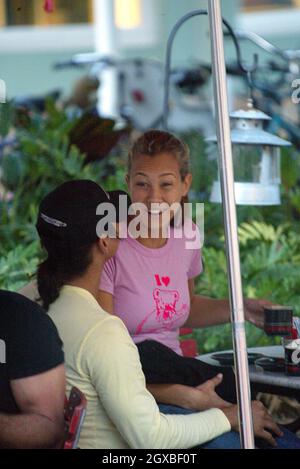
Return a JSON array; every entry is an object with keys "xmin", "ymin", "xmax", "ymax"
[{"xmin": 1, "ymin": 103, "xmax": 300, "ymax": 352}]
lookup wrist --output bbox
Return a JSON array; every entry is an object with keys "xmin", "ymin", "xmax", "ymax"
[
  {"xmin": 221, "ymin": 405, "xmax": 239, "ymax": 431},
  {"xmin": 220, "ymin": 299, "xmax": 231, "ymax": 322}
]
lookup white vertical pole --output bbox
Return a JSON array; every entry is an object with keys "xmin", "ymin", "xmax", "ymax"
[
  {"xmin": 93, "ymin": 0, "xmax": 119, "ymax": 119},
  {"xmin": 208, "ymin": 0, "xmax": 255, "ymax": 449}
]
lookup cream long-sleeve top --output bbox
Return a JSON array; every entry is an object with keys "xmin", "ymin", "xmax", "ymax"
[{"xmin": 48, "ymin": 286, "xmax": 231, "ymax": 449}]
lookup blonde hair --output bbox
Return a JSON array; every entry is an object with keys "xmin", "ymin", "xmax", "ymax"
[{"xmin": 128, "ymin": 130, "xmax": 190, "ymax": 181}]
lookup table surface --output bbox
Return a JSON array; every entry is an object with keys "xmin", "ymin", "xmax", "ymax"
[{"xmin": 197, "ymin": 346, "xmax": 300, "ymax": 390}]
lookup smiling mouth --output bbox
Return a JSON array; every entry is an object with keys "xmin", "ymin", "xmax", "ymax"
[
  {"xmin": 148, "ymin": 208, "xmax": 172, "ymax": 217},
  {"xmin": 148, "ymin": 209, "xmax": 162, "ymax": 215},
  {"xmin": 145, "ymin": 204, "xmax": 172, "ymax": 217}
]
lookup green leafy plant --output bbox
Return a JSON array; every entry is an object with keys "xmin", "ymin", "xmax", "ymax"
[
  {"xmin": 1, "ymin": 116, "xmax": 300, "ymax": 355},
  {"xmin": 193, "ymin": 220, "xmax": 300, "ymax": 352},
  {"xmin": 0, "ymin": 241, "xmax": 39, "ymax": 292},
  {"xmin": 0, "ymin": 101, "xmax": 129, "ymax": 289}
]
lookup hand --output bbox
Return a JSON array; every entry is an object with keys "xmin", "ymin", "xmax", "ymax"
[
  {"xmin": 244, "ymin": 298, "xmax": 273, "ymax": 329},
  {"xmin": 251, "ymin": 401, "xmax": 283, "ymax": 447},
  {"xmin": 191, "ymin": 374, "xmax": 232, "ymax": 411},
  {"xmin": 222, "ymin": 400, "xmax": 283, "ymax": 447}
]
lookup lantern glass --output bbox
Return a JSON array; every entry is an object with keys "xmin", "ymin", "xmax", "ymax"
[
  {"xmin": 232, "ymin": 144, "xmax": 281, "ymax": 185},
  {"xmin": 210, "ymin": 144, "xmax": 282, "ymax": 205},
  {"xmin": 207, "ymin": 103, "xmax": 291, "ymax": 206}
]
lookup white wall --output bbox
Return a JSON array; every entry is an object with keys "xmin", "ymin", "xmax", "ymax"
[{"xmin": 0, "ymin": 0, "xmax": 240, "ymax": 98}]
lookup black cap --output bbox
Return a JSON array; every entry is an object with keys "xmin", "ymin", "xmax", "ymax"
[{"xmin": 36, "ymin": 180, "xmax": 130, "ymax": 249}]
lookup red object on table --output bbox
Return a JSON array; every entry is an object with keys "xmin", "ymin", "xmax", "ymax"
[
  {"xmin": 179, "ymin": 328, "xmax": 199, "ymax": 358},
  {"xmin": 180, "ymin": 339, "xmax": 198, "ymax": 358},
  {"xmin": 180, "ymin": 328, "xmax": 193, "ymax": 336},
  {"xmin": 44, "ymin": 0, "xmax": 55, "ymax": 13}
]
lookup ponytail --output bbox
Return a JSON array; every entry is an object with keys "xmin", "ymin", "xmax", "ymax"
[
  {"xmin": 37, "ymin": 258, "xmax": 64, "ymax": 311},
  {"xmin": 37, "ymin": 244, "xmax": 93, "ymax": 311}
]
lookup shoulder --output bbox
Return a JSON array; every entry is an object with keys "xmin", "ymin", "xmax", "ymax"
[
  {"xmin": 103, "ymin": 238, "xmax": 130, "ymax": 268},
  {"xmin": 80, "ymin": 314, "xmax": 136, "ymax": 367},
  {"xmin": 114, "ymin": 237, "xmax": 132, "ymax": 258},
  {"xmin": 102, "ymin": 238, "xmax": 133, "ymax": 275},
  {"xmin": 0, "ymin": 290, "xmax": 56, "ymax": 330},
  {"xmin": 171, "ymin": 221, "xmax": 202, "ymax": 251},
  {"xmin": 0, "ymin": 291, "xmax": 64, "ymax": 379},
  {"xmin": 85, "ymin": 314, "xmax": 130, "ymax": 345},
  {"xmin": 0, "ymin": 289, "xmax": 38, "ymax": 311}
]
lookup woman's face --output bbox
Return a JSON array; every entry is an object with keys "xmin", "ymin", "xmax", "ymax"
[{"xmin": 127, "ymin": 152, "xmax": 192, "ymax": 233}]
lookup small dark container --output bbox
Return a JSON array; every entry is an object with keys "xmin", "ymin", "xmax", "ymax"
[
  {"xmin": 284, "ymin": 340, "xmax": 300, "ymax": 376},
  {"xmin": 255, "ymin": 357, "xmax": 285, "ymax": 373},
  {"xmin": 264, "ymin": 306, "xmax": 293, "ymax": 337}
]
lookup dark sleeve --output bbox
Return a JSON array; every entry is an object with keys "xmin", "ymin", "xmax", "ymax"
[{"xmin": 7, "ymin": 297, "xmax": 64, "ymax": 380}]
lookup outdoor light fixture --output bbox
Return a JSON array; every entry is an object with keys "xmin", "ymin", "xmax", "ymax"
[
  {"xmin": 209, "ymin": 99, "xmax": 292, "ymax": 205},
  {"xmin": 162, "ymin": 3, "xmax": 282, "ymax": 449}
]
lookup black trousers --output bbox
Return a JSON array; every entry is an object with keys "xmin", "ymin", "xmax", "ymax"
[{"xmin": 137, "ymin": 339, "xmax": 237, "ymax": 404}]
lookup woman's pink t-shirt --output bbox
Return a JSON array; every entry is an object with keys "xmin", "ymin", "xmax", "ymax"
[{"xmin": 100, "ymin": 226, "xmax": 202, "ymax": 355}]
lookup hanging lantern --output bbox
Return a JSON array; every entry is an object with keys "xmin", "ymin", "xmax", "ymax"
[{"xmin": 208, "ymin": 100, "xmax": 292, "ymax": 205}]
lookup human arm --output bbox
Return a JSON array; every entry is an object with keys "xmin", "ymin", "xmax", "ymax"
[
  {"xmin": 147, "ymin": 374, "xmax": 231, "ymax": 411},
  {"xmin": 184, "ymin": 279, "xmax": 271, "ymax": 329},
  {"xmin": 0, "ymin": 364, "xmax": 65, "ymax": 449},
  {"xmin": 184, "ymin": 279, "xmax": 230, "ymax": 327},
  {"xmin": 98, "ymin": 290, "xmax": 226, "ymax": 411},
  {"xmin": 81, "ymin": 318, "xmax": 232, "ymax": 449},
  {"xmin": 222, "ymin": 401, "xmax": 283, "ymax": 448},
  {"xmin": 98, "ymin": 286, "xmax": 231, "ymax": 411},
  {"xmin": 98, "ymin": 288, "xmax": 230, "ymax": 411}
]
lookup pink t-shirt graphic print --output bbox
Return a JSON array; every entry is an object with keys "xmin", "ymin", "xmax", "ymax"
[
  {"xmin": 136, "ymin": 279, "xmax": 189, "ymax": 335},
  {"xmin": 100, "ymin": 225, "xmax": 202, "ymax": 355}
]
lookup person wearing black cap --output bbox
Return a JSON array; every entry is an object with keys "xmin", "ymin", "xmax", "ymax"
[
  {"xmin": 0, "ymin": 290, "xmax": 65, "ymax": 448},
  {"xmin": 36, "ymin": 179, "xmax": 126, "ymax": 311},
  {"xmin": 35, "ymin": 179, "xmax": 256, "ymax": 449}
]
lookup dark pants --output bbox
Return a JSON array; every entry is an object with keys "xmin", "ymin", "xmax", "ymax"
[{"xmin": 137, "ymin": 340, "xmax": 237, "ymax": 403}]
